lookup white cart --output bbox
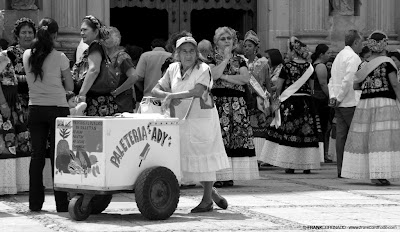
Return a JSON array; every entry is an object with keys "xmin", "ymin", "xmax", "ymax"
[{"xmin": 54, "ymin": 113, "xmax": 181, "ymax": 221}]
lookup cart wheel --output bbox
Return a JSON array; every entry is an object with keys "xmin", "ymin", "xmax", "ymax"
[
  {"xmin": 135, "ymin": 166, "xmax": 179, "ymax": 220},
  {"xmin": 91, "ymin": 195, "xmax": 113, "ymax": 214},
  {"xmin": 68, "ymin": 195, "xmax": 92, "ymax": 221}
]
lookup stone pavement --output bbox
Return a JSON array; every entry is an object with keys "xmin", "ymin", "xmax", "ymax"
[{"xmin": 1, "ymin": 163, "xmax": 400, "ymax": 232}]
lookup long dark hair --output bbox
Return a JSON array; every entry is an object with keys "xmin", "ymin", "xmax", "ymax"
[
  {"xmin": 311, "ymin": 44, "xmax": 329, "ymax": 63},
  {"xmin": 28, "ymin": 17, "xmax": 59, "ymax": 81},
  {"xmin": 265, "ymin": 49, "xmax": 284, "ymax": 67}
]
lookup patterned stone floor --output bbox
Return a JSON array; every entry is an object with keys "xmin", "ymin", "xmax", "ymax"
[{"xmin": 1, "ymin": 163, "xmax": 400, "ymax": 232}]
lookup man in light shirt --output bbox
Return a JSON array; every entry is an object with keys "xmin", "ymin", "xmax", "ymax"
[{"xmin": 328, "ymin": 30, "xmax": 363, "ymax": 178}]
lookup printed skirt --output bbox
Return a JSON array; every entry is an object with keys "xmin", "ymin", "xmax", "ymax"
[
  {"xmin": 259, "ymin": 95, "xmax": 321, "ymax": 170},
  {"xmin": 342, "ymin": 97, "xmax": 400, "ymax": 180}
]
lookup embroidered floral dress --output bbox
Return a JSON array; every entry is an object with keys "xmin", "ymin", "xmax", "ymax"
[
  {"xmin": 211, "ymin": 52, "xmax": 259, "ymax": 181},
  {"xmin": 342, "ymin": 61, "xmax": 400, "ymax": 180},
  {"xmin": 72, "ymin": 41, "xmax": 118, "ymax": 116},
  {"xmin": 259, "ymin": 61, "xmax": 321, "ymax": 170}
]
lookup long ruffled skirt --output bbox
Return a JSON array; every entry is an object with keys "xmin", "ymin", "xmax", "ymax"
[{"xmin": 342, "ymin": 98, "xmax": 400, "ymax": 180}]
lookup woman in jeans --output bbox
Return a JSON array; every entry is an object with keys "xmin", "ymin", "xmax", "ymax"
[{"xmin": 22, "ymin": 17, "xmax": 73, "ymax": 212}]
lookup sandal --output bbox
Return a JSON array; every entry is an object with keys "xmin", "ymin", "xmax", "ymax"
[
  {"xmin": 223, "ymin": 180, "xmax": 234, "ymax": 187},
  {"xmin": 213, "ymin": 181, "xmax": 223, "ymax": 188},
  {"xmin": 285, "ymin": 169, "xmax": 295, "ymax": 174}
]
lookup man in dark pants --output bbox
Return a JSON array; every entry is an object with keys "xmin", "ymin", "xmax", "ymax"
[{"xmin": 328, "ymin": 30, "xmax": 363, "ymax": 178}]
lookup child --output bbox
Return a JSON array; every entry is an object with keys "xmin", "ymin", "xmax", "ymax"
[{"xmin": 66, "ymin": 91, "xmax": 86, "ymax": 116}]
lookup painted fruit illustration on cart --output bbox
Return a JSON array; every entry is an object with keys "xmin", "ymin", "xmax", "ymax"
[{"xmin": 55, "ymin": 120, "xmax": 100, "ymax": 177}]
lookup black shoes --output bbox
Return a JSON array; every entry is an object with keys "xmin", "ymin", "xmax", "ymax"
[
  {"xmin": 213, "ymin": 181, "xmax": 223, "ymax": 188},
  {"xmin": 285, "ymin": 169, "xmax": 295, "ymax": 174},
  {"xmin": 190, "ymin": 202, "xmax": 213, "ymax": 213},
  {"xmin": 213, "ymin": 180, "xmax": 234, "ymax": 188},
  {"xmin": 212, "ymin": 187, "xmax": 228, "ymax": 210},
  {"xmin": 303, "ymin": 170, "xmax": 311, "ymax": 174}
]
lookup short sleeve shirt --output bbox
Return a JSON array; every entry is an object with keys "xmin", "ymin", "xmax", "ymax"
[{"xmin": 23, "ymin": 49, "xmax": 70, "ymax": 107}]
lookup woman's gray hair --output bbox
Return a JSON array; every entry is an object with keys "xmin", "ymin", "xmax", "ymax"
[
  {"xmin": 103, "ymin": 26, "xmax": 121, "ymax": 48},
  {"xmin": 213, "ymin": 26, "xmax": 237, "ymax": 47},
  {"xmin": 173, "ymin": 43, "xmax": 202, "ymax": 69}
]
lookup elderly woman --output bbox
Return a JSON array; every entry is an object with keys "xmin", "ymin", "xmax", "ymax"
[
  {"xmin": 259, "ymin": 37, "xmax": 321, "ymax": 174},
  {"xmin": 152, "ymin": 36, "xmax": 229, "ymax": 213},
  {"xmin": 243, "ymin": 30, "xmax": 272, "ymax": 163},
  {"xmin": 342, "ymin": 31, "xmax": 400, "ymax": 186},
  {"xmin": 0, "ymin": 17, "xmax": 36, "ymax": 195},
  {"xmin": 210, "ymin": 27, "xmax": 259, "ymax": 187},
  {"xmin": 98, "ymin": 26, "xmax": 136, "ymax": 113},
  {"xmin": 72, "ymin": 15, "xmax": 118, "ymax": 116}
]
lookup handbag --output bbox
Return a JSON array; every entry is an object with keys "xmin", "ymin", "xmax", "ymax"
[
  {"xmin": 199, "ymin": 70, "xmax": 215, "ymax": 109},
  {"xmin": 74, "ymin": 41, "xmax": 120, "ymax": 95}
]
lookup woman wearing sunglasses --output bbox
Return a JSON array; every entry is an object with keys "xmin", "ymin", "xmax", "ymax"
[{"xmin": 209, "ymin": 27, "xmax": 259, "ymax": 188}]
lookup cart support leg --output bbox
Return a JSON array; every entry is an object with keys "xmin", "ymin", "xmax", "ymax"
[{"xmin": 81, "ymin": 194, "xmax": 94, "ymax": 212}]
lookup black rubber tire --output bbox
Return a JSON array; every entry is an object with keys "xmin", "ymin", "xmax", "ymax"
[
  {"xmin": 135, "ymin": 166, "xmax": 180, "ymax": 220},
  {"xmin": 90, "ymin": 195, "xmax": 113, "ymax": 214},
  {"xmin": 68, "ymin": 195, "xmax": 92, "ymax": 221}
]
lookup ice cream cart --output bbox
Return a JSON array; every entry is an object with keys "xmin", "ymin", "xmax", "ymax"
[{"xmin": 54, "ymin": 113, "xmax": 181, "ymax": 221}]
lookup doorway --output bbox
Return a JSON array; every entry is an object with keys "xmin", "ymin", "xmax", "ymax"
[{"xmin": 110, "ymin": 7, "xmax": 169, "ymax": 51}]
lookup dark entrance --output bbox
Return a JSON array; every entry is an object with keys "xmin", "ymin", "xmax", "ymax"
[
  {"xmin": 191, "ymin": 9, "xmax": 250, "ymax": 42},
  {"xmin": 110, "ymin": 7, "xmax": 169, "ymax": 51}
]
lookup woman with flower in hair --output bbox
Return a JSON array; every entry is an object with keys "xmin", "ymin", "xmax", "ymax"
[
  {"xmin": 210, "ymin": 27, "xmax": 259, "ymax": 187},
  {"xmin": 72, "ymin": 15, "xmax": 118, "ymax": 116},
  {"xmin": 23, "ymin": 17, "xmax": 73, "ymax": 211},
  {"xmin": 0, "ymin": 17, "xmax": 36, "ymax": 195},
  {"xmin": 342, "ymin": 31, "xmax": 400, "ymax": 186},
  {"xmin": 259, "ymin": 36, "xmax": 321, "ymax": 174}
]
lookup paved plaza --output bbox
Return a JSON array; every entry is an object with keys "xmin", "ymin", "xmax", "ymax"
[{"xmin": 1, "ymin": 163, "xmax": 400, "ymax": 232}]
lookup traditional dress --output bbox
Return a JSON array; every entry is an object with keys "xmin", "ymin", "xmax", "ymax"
[
  {"xmin": 247, "ymin": 57, "xmax": 271, "ymax": 160},
  {"xmin": 259, "ymin": 61, "xmax": 321, "ymax": 170},
  {"xmin": 342, "ymin": 59, "xmax": 400, "ymax": 180},
  {"xmin": 0, "ymin": 45, "xmax": 53, "ymax": 195},
  {"xmin": 212, "ymin": 53, "xmax": 259, "ymax": 181},
  {"xmin": 159, "ymin": 62, "xmax": 230, "ymax": 183}
]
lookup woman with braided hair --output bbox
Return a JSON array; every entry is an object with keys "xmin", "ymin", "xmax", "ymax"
[{"xmin": 342, "ymin": 31, "xmax": 400, "ymax": 186}]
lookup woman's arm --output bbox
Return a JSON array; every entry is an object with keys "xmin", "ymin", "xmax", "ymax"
[
  {"xmin": 263, "ymin": 65, "xmax": 272, "ymax": 95},
  {"xmin": 112, "ymin": 67, "xmax": 139, "ymax": 96},
  {"xmin": 78, "ymin": 50, "xmax": 102, "ymax": 96},
  {"xmin": 62, "ymin": 68, "xmax": 74, "ymax": 91},
  {"xmin": 276, "ymin": 77, "xmax": 285, "ymax": 96},
  {"xmin": 220, "ymin": 66, "xmax": 250, "ymax": 85},
  {"xmin": 211, "ymin": 58, "xmax": 229, "ymax": 81},
  {"xmin": 388, "ymin": 71, "xmax": 400, "ymax": 101},
  {"xmin": 315, "ymin": 63, "xmax": 329, "ymax": 97}
]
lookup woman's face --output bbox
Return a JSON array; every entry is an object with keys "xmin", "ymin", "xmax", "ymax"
[
  {"xmin": 216, "ymin": 32, "xmax": 233, "ymax": 51},
  {"xmin": 320, "ymin": 49, "xmax": 331, "ymax": 63},
  {"xmin": 244, "ymin": 40, "xmax": 257, "ymax": 57},
  {"xmin": 265, "ymin": 53, "xmax": 272, "ymax": 67},
  {"xmin": 80, "ymin": 22, "xmax": 98, "ymax": 44},
  {"xmin": 18, "ymin": 25, "xmax": 35, "ymax": 49},
  {"xmin": 179, "ymin": 43, "xmax": 197, "ymax": 69},
  {"xmin": 391, "ymin": 56, "xmax": 400, "ymax": 70}
]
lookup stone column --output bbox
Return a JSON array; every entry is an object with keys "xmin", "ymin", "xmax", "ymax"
[
  {"xmin": 267, "ymin": 0, "xmax": 291, "ymax": 53},
  {"xmin": 365, "ymin": 0, "xmax": 399, "ymax": 50},
  {"xmin": 290, "ymin": 0, "xmax": 329, "ymax": 49},
  {"xmin": 52, "ymin": 0, "xmax": 87, "ymax": 34},
  {"xmin": 257, "ymin": 0, "xmax": 269, "ymax": 55}
]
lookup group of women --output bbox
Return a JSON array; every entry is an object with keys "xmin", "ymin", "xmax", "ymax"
[{"xmin": 1, "ymin": 13, "xmax": 399, "ymax": 214}]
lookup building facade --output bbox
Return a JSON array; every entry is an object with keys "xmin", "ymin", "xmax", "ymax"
[{"xmin": 0, "ymin": 0, "xmax": 399, "ymax": 58}]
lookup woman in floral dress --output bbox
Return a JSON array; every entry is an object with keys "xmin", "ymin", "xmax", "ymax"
[
  {"xmin": 72, "ymin": 15, "xmax": 118, "ymax": 116},
  {"xmin": 342, "ymin": 31, "xmax": 400, "ymax": 185},
  {"xmin": 210, "ymin": 27, "xmax": 259, "ymax": 187},
  {"xmin": 0, "ymin": 18, "xmax": 37, "ymax": 194},
  {"xmin": 243, "ymin": 30, "xmax": 272, "ymax": 163},
  {"xmin": 259, "ymin": 37, "xmax": 321, "ymax": 174}
]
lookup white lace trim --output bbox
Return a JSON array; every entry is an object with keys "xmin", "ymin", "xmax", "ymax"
[
  {"xmin": 0, "ymin": 159, "xmax": 17, "ymax": 195},
  {"xmin": 216, "ymin": 157, "xmax": 259, "ymax": 181},
  {"xmin": 259, "ymin": 140, "xmax": 321, "ymax": 170},
  {"xmin": 342, "ymin": 151, "xmax": 400, "ymax": 180}
]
